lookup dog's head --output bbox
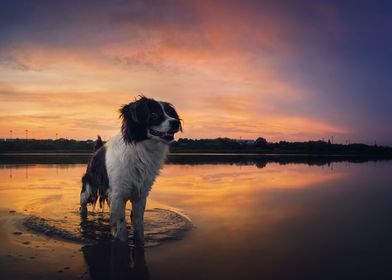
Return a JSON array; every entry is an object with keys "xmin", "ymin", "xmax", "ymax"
[{"xmin": 120, "ymin": 96, "xmax": 182, "ymax": 144}]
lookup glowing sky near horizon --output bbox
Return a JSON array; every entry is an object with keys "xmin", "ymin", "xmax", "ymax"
[{"xmin": 0, "ymin": 0, "xmax": 391, "ymax": 144}]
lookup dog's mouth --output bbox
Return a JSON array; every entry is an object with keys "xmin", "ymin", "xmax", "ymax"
[{"xmin": 149, "ymin": 129, "xmax": 175, "ymax": 142}]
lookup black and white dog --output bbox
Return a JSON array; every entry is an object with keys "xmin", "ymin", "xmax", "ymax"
[{"xmin": 80, "ymin": 96, "xmax": 181, "ymax": 243}]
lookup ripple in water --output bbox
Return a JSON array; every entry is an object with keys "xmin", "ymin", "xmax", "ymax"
[{"xmin": 23, "ymin": 208, "xmax": 193, "ymax": 247}]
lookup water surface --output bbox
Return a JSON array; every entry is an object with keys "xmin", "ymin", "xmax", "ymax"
[{"xmin": 0, "ymin": 156, "xmax": 391, "ymax": 279}]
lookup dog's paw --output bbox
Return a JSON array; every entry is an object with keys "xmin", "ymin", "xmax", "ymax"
[
  {"xmin": 112, "ymin": 225, "xmax": 128, "ymax": 242},
  {"xmin": 80, "ymin": 205, "xmax": 88, "ymax": 215},
  {"xmin": 133, "ymin": 229, "xmax": 145, "ymax": 245}
]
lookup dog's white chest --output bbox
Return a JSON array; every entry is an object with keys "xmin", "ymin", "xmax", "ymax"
[{"xmin": 105, "ymin": 134, "xmax": 168, "ymax": 200}]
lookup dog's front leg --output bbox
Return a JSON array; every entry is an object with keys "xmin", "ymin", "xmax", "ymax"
[
  {"xmin": 131, "ymin": 197, "xmax": 146, "ymax": 244},
  {"xmin": 110, "ymin": 196, "xmax": 128, "ymax": 242}
]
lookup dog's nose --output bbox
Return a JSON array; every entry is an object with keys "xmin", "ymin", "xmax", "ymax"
[{"xmin": 169, "ymin": 119, "xmax": 181, "ymax": 132}]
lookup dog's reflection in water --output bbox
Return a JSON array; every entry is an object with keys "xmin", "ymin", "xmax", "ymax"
[
  {"xmin": 81, "ymin": 242, "xmax": 149, "ymax": 280},
  {"xmin": 80, "ymin": 212, "xmax": 149, "ymax": 280}
]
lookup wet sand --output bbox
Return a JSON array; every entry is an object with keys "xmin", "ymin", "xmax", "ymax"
[{"xmin": 0, "ymin": 210, "xmax": 88, "ymax": 280}]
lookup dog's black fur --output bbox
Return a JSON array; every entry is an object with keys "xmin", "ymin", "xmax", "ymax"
[
  {"xmin": 120, "ymin": 96, "xmax": 182, "ymax": 144},
  {"xmin": 81, "ymin": 136, "xmax": 109, "ymax": 208}
]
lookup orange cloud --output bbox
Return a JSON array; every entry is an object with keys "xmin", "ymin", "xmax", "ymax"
[{"xmin": 0, "ymin": 1, "xmax": 351, "ymax": 142}]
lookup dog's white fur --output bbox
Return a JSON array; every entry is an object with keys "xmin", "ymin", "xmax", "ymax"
[{"xmin": 106, "ymin": 133, "xmax": 168, "ymax": 241}]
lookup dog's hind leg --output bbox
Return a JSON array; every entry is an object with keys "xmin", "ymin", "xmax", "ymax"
[
  {"xmin": 110, "ymin": 196, "xmax": 128, "ymax": 242},
  {"xmin": 80, "ymin": 181, "xmax": 92, "ymax": 215}
]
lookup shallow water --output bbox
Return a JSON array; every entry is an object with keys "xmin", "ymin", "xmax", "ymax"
[
  {"xmin": 23, "ymin": 208, "xmax": 192, "ymax": 247},
  {"xmin": 0, "ymin": 156, "xmax": 392, "ymax": 279}
]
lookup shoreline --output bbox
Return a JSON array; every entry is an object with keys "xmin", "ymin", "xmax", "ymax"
[
  {"xmin": 1, "ymin": 152, "xmax": 391, "ymax": 166},
  {"xmin": 0, "ymin": 151, "xmax": 391, "ymax": 157}
]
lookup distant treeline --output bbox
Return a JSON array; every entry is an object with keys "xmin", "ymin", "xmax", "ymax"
[
  {"xmin": 171, "ymin": 138, "xmax": 392, "ymax": 157},
  {"xmin": 0, "ymin": 138, "xmax": 94, "ymax": 153},
  {"xmin": 1, "ymin": 137, "xmax": 392, "ymax": 157}
]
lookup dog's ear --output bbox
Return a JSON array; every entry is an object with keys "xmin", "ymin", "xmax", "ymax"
[
  {"xmin": 120, "ymin": 98, "xmax": 151, "ymax": 124},
  {"xmin": 119, "ymin": 98, "xmax": 151, "ymax": 143}
]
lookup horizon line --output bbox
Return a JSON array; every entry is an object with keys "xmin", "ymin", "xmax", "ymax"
[{"xmin": 1, "ymin": 137, "xmax": 391, "ymax": 147}]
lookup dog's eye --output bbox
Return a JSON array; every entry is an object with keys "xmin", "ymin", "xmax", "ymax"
[{"xmin": 151, "ymin": 113, "xmax": 158, "ymax": 120}]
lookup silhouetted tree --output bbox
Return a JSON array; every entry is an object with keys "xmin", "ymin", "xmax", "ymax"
[{"xmin": 255, "ymin": 137, "xmax": 268, "ymax": 148}]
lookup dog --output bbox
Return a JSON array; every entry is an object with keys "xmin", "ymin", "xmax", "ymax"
[{"xmin": 80, "ymin": 96, "xmax": 182, "ymax": 243}]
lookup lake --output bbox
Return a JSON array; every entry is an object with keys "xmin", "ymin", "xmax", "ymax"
[{"xmin": 0, "ymin": 155, "xmax": 391, "ymax": 280}]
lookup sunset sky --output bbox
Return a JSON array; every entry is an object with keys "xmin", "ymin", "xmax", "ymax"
[{"xmin": 0, "ymin": 0, "xmax": 391, "ymax": 144}]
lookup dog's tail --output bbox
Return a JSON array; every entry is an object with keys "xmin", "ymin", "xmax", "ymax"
[{"xmin": 94, "ymin": 135, "xmax": 104, "ymax": 152}]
